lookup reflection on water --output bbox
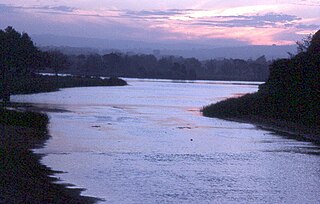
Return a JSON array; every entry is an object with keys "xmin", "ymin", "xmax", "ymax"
[{"xmin": 12, "ymin": 78, "xmax": 320, "ymax": 203}]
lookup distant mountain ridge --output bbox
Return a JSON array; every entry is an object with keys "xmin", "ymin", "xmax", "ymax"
[{"xmin": 32, "ymin": 34, "xmax": 296, "ymax": 60}]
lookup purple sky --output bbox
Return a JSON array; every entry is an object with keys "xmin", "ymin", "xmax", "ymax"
[{"xmin": 1, "ymin": 0, "xmax": 319, "ymax": 47}]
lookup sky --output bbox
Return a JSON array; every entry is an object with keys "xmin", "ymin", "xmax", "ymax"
[{"xmin": 0, "ymin": 0, "xmax": 319, "ymax": 47}]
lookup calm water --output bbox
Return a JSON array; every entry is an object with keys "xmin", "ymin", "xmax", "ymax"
[{"xmin": 12, "ymin": 79, "xmax": 320, "ymax": 203}]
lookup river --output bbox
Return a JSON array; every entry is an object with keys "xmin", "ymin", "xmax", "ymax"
[{"xmin": 12, "ymin": 78, "xmax": 320, "ymax": 203}]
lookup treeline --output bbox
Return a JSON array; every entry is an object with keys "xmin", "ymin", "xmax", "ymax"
[
  {"xmin": 0, "ymin": 26, "xmax": 126, "ymax": 104},
  {"xmin": 257, "ymin": 30, "xmax": 320, "ymax": 126},
  {"xmin": 203, "ymin": 29, "xmax": 320, "ymax": 129},
  {"xmin": 55, "ymin": 53, "xmax": 270, "ymax": 81}
]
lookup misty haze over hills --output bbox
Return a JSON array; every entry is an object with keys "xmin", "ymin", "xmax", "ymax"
[{"xmin": 32, "ymin": 34, "xmax": 296, "ymax": 60}]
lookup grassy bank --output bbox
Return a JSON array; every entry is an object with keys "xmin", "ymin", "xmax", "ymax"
[
  {"xmin": 0, "ymin": 74, "xmax": 126, "ymax": 203},
  {"xmin": 0, "ymin": 108, "xmax": 49, "ymax": 131},
  {"xmin": 203, "ymin": 30, "xmax": 320, "ymax": 143},
  {"xmin": 5, "ymin": 75, "xmax": 127, "ymax": 95},
  {"xmin": 202, "ymin": 92, "xmax": 320, "ymax": 143},
  {"xmin": 0, "ymin": 109, "xmax": 100, "ymax": 203}
]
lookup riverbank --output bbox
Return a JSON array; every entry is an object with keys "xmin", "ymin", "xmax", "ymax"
[
  {"xmin": 0, "ymin": 74, "xmax": 127, "ymax": 203},
  {"xmin": 5, "ymin": 75, "xmax": 127, "ymax": 96},
  {"xmin": 202, "ymin": 93, "xmax": 320, "ymax": 144},
  {"xmin": 0, "ymin": 109, "xmax": 100, "ymax": 203},
  {"xmin": 221, "ymin": 115, "xmax": 320, "ymax": 144},
  {"xmin": 203, "ymin": 30, "xmax": 320, "ymax": 144}
]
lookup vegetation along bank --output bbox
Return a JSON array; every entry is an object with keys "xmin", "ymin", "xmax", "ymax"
[
  {"xmin": 0, "ymin": 26, "xmax": 127, "ymax": 203},
  {"xmin": 202, "ymin": 30, "xmax": 320, "ymax": 143}
]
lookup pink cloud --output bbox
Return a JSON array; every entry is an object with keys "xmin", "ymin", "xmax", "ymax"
[{"xmin": 1, "ymin": 2, "xmax": 319, "ymax": 46}]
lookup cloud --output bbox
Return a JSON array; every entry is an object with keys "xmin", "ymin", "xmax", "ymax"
[
  {"xmin": 0, "ymin": 4, "xmax": 15, "ymax": 13},
  {"xmin": 36, "ymin": 5, "xmax": 76, "ymax": 13},
  {"xmin": 288, "ymin": 0, "xmax": 320, "ymax": 7},
  {"xmin": 124, "ymin": 9, "xmax": 196, "ymax": 17},
  {"xmin": 191, "ymin": 13, "xmax": 301, "ymax": 28},
  {"xmin": 1, "ymin": 3, "xmax": 318, "ymax": 46},
  {"xmin": 0, "ymin": 4, "xmax": 303, "ymax": 30},
  {"xmin": 126, "ymin": 9, "xmax": 181, "ymax": 16},
  {"xmin": 0, "ymin": 3, "xmax": 76, "ymax": 14},
  {"xmin": 114, "ymin": 9, "xmax": 304, "ymax": 32},
  {"xmin": 295, "ymin": 24, "xmax": 320, "ymax": 29}
]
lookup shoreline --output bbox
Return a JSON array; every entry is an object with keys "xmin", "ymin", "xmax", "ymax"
[
  {"xmin": 0, "ymin": 123, "xmax": 102, "ymax": 203},
  {"xmin": 0, "ymin": 75, "xmax": 127, "ymax": 203},
  {"xmin": 216, "ymin": 115, "xmax": 320, "ymax": 144},
  {"xmin": 7, "ymin": 75, "xmax": 128, "ymax": 96}
]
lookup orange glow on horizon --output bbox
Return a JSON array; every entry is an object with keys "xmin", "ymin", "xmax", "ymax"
[{"xmin": 148, "ymin": 19, "xmax": 297, "ymax": 45}]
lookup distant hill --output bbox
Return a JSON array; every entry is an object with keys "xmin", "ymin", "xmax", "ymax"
[
  {"xmin": 32, "ymin": 34, "xmax": 296, "ymax": 60},
  {"xmin": 160, "ymin": 46, "xmax": 296, "ymax": 60}
]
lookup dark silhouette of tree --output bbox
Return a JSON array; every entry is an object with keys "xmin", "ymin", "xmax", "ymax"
[
  {"xmin": 84, "ymin": 54, "xmax": 103, "ymax": 76},
  {"xmin": 258, "ymin": 29, "xmax": 320, "ymax": 125},
  {"xmin": 103, "ymin": 53, "xmax": 121, "ymax": 76},
  {"xmin": 203, "ymin": 29, "xmax": 320, "ymax": 128},
  {"xmin": 0, "ymin": 26, "xmax": 42, "ymax": 104},
  {"xmin": 255, "ymin": 55, "xmax": 267, "ymax": 64},
  {"xmin": 46, "ymin": 50, "xmax": 69, "ymax": 76},
  {"xmin": 43, "ymin": 48, "xmax": 270, "ymax": 81},
  {"xmin": 296, "ymin": 34, "xmax": 312, "ymax": 53},
  {"xmin": 307, "ymin": 30, "xmax": 320, "ymax": 54},
  {"xmin": 188, "ymin": 69, "xmax": 197, "ymax": 80}
]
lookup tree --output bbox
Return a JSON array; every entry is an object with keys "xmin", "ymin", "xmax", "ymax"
[
  {"xmin": 46, "ymin": 50, "xmax": 69, "ymax": 76},
  {"xmin": 0, "ymin": 26, "xmax": 42, "ymax": 104},
  {"xmin": 307, "ymin": 30, "xmax": 320, "ymax": 54},
  {"xmin": 261, "ymin": 29, "xmax": 320, "ymax": 125},
  {"xmin": 296, "ymin": 34, "xmax": 312, "ymax": 53},
  {"xmin": 85, "ymin": 54, "xmax": 103, "ymax": 76},
  {"xmin": 102, "ymin": 53, "xmax": 122, "ymax": 76}
]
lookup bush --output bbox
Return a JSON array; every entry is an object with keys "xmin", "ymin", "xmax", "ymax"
[
  {"xmin": 0, "ymin": 109, "xmax": 48, "ymax": 131},
  {"xmin": 0, "ymin": 75, "xmax": 127, "ymax": 96}
]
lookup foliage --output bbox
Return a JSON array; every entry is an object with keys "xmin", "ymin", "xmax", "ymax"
[
  {"xmin": 203, "ymin": 29, "xmax": 320, "ymax": 127},
  {"xmin": 0, "ymin": 108, "xmax": 48, "ymax": 131},
  {"xmin": 0, "ymin": 27, "xmax": 77, "ymax": 103},
  {"xmin": 296, "ymin": 34, "xmax": 312, "ymax": 53},
  {"xmin": 307, "ymin": 30, "xmax": 320, "ymax": 54},
  {"xmin": 56, "ymin": 52, "xmax": 270, "ymax": 81},
  {"xmin": 45, "ymin": 50, "xmax": 69, "ymax": 75},
  {"xmin": 0, "ymin": 26, "xmax": 42, "ymax": 75},
  {"xmin": 0, "ymin": 75, "xmax": 127, "ymax": 95},
  {"xmin": 0, "ymin": 26, "xmax": 43, "ymax": 103},
  {"xmin": 0, "ymin": 27, "xmax": 45, "ymax": 77}
]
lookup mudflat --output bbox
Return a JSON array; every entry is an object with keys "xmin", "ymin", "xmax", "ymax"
[{"xmin": 0, "ymin": 124, "xmax": 100, "ymax": 204}]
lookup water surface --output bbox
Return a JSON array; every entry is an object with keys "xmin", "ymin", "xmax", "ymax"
[{"xmin": 12, "ymin": 79, "xmax": 320, "ymax": 203}]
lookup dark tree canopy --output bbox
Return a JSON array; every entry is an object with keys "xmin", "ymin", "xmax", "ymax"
[
  {"xmin": 260, "ymin": 29, "xmax": 320, "ymax": 125},
  {"xmin": 46, "ymin": 50, "xmax": 69, "ymax": 75},
  {"xmin": 308, "ymin": 30, "xmax": 320, "ymax": 54},
  {"xmin": 0, "ymin": 26, "xmax": 42, "ymax": 103},
  {"xmin": 62, "ymin": 52, "xmax": 269, "ymax": 81},
  {"xmin": 296, "ymin": 34, "xmax": 312, "ymax": 54},
  {"xmin": 203, "ymin": 29, "xmax": 320, "ymax": 128},
  {"xmin": 0, "ymin": 26, "xmax": 41, "ymax": 76}
]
